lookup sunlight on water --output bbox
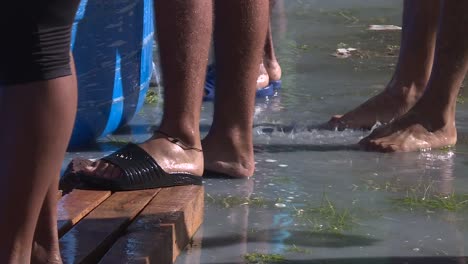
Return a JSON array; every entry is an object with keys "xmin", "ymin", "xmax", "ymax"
[{"xmin": 253, "ymin": 125, "xmax": 368, "ymax": 146}]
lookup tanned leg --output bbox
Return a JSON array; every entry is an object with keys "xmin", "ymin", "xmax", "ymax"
[
  {"xmin": 325, "ymin": 0, "xmax": 440, "ymax": 130},
  {"xmin": 360, "ymin": 0, "xmax": 468, "ymax": 152},
  {"xmin": 263, "ymin": 0, "xmax": 282, "ymax": 82},
  {"xmin": 76, "ymin": 0, "xmax": 212, "ymax": 179},
  {"xmin": 31, "ymin": 58, "xmax": 77, "ymax": 264},
  {"xmin": 202, "ymin": 0, "xmax": 270, "ymax": 177},
  {"xmin": 0, "ymin": 76, "xmax": 77, "ymax": 264}
]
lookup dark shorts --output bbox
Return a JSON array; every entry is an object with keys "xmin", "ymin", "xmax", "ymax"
[{"xmin": 0, "ymin": 0, "xmax": 81, "ymax": 85}]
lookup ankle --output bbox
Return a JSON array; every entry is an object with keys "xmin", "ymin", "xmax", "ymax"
[
  {"xmin": 208, "ymin": 125, "xmax": 252, "ymax": 144},
  {"xmin": 156, "ymin": 124, "xmax": 201, "ymax": 148},
  {"xmin": 32, "ymin": 241, "xmax": 62, "ymax": 264},
  {"xmin": 386, "ymin": 79, "xmax": 427, "ymax": 104},
  {"xmin": 263, "ymin": 58, "xmax": 282, "ymax": 81},
  {"xmin": 202, "ymin": 135, "xmax": 255, "ymax": 178},
  {"xmin": 410, "ymin": 101, "xmax": 456, "ymax": 131}
]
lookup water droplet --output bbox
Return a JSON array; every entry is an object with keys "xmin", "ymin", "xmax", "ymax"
[
  {"xmin": 275, "ymin": 203, "xmax": 286, "ymax": 208},
  {"xmin": 265, "ymin": 159, "xmax": 277, "ymax": 163},
  {"xmin": 278, "ymin": 164, "xmax": 288, "ymax": 167}
]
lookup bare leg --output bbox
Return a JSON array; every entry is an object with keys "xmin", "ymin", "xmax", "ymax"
[
  {"xmin": 257, "ymin": 63, "xmax": 270, "ymax": 89},
  {"xmin": 202, "ymin": 0, "xmax": 269, "ymax": 177},
  {"xmin": 325, "ymin": 0, "xmax": 440, "ymax": 130},
  {"xmin": 31, "ymin": 182, "xmax": 62, "ymax": 264},
  {"xmin": 360, "ymin": 0, "xmax": 468, "ymax": 152},
  {"xmin": 263, "ymin": 0, "xmax": 282, "ymax": 82},
  {"xmin": 77, "ymin": 0, "xmax": 212, "ymax": 178},
  {"xmin": 0, "ymin": 77, "xmax": 77, "ymax": 264},
  {"xmin": 31, "ymin": 57, "xmax": 77, "ymax": 264}
]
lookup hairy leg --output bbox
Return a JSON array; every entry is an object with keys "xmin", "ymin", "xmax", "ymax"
[
  {"xmin": 75, "ymin": 0, "xmax": 212, "ymax": 179},
  {"xmin": 202, "ymin": 0, "xmax": 270, "ymax": 177}
]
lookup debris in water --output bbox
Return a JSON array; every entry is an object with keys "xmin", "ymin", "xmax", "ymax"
[
  {"xmin": 368, "ymin": 25, "xmax": 402, "ymax": 31},
  {"xmin": 275, "ymin": 203, "xmax": 287, "ymax": 208},
  {"xmin": 332, "ymin": 48, "xmax": 357, "ymax": 59},
  {"xmin": 412, "ymin": 248, "xmax": 420, "ymax": 252}
]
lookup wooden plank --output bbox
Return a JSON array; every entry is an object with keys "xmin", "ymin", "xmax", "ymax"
[
  {"xmin": 99, "ymin": 186, "xmax": 204, "ymax": 264},
  {"xmin": 57, "ymin": 190, "xmax": 111, "ymax": 237},
  {"xmin": 100, "ymin": 225, "xmax": 173, "ymax": 264},
  {"xmin": 60, "ymin": 189, "xmax": 161, "ymax": 264}
]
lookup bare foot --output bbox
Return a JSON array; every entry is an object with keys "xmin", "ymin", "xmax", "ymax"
[
  {"xmin": 263, "ymin": 57, "xmax": 282, "ymax": 81},
  {"xmin": 324, "ymin": 82, "xmax": 425, "ymax": 130},
  {"xmin": 257, "ymin": 63, "xmax": 269, "ymax": 89},
  {"xmin": 69, "ymin": 134, "xmax": 203, "ymax": 181},
  {"xmin": 359, "ymin": 108, "xmax": 457, "ymax": 152},
  {"xmin": 202, "ymin": 134, "xmax": 254, "ymax": 178}
]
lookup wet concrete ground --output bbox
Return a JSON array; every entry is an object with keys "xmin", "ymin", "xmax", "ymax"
[{"xmin": 64, "ymin": 0, "xmax": 468, "ymax": 263}]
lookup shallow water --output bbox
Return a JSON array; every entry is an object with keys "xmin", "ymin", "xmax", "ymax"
[{"xmin": 64, "ymin": 0, "xmax": 468, "ymax": 263}]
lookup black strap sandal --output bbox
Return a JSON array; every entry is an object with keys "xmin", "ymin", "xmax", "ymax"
[{"xmin": 67, "ymin": 143, "xmax": 202, "ymax": 191}]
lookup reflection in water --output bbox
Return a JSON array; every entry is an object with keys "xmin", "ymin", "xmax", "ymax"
[{"xmin": 176, "ymin": 149, "xmax": 467, "ymax": 263}]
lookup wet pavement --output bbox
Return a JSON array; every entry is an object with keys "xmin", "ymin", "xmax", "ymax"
[{"xmin": 64, "ymin": 0, "xmax": 468, "ymax": 263}]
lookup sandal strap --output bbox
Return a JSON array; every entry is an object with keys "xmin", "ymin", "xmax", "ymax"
[{"xmin": 155, "ymin": 130, "xmax": 203, "ymax": 152}]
